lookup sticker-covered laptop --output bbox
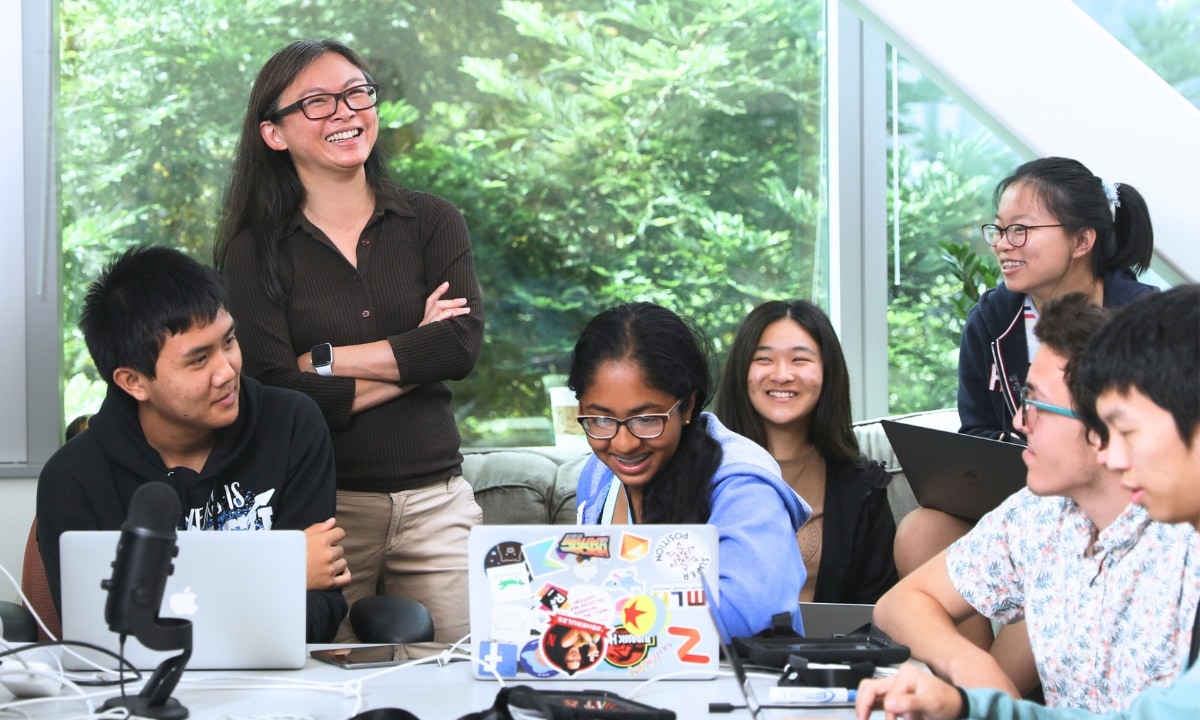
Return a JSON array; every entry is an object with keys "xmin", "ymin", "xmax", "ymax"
[
  {"xmin": 468, "ymin": 524, "xmax": 720, "ymax": 680},
  {"xmin": 60, "ymin": 529, "xmax": 307, "ymax": 670}
]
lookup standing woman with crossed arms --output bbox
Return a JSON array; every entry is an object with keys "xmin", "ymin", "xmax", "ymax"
[{"xmin": 214, "ymin": 39, "xmax": 485, "ymax": 643}]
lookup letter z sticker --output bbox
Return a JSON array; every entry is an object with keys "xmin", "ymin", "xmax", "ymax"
[{"xmin": 667, "ymin": 626, "xmax": 710, "ymax": 664}]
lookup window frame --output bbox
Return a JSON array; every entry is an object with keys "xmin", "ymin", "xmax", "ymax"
[{"xmin": 3, "ymin": 0, "xmax": 59, "ymax": 477}]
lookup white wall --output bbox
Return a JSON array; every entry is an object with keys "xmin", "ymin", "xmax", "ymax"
[
  {"xmin": 0, "ymin": 0, "xmax": 30, "ymax": 603},
  {"xmin": 845, "ymin": 0, "xmax": 1200, "ymax": 282},
  {"xmin": 0, "ymin": 478, "xmax": 37, "ymax": 603}
]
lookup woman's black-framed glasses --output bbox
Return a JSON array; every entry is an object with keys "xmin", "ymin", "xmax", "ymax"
[
  {"xmin": 1017, "ymin": 387, "xmax": 1078, "ymax": 428},
  {"xmin": 577, "ymin": 399, "xmax": 684, "ymax": 440},
  {"xmin": 981, "ymin": 223, "xmax": 1064, "ymax": 247},
  {"xmin": 270, "ymin": 83, "xmax": 379, "ymax": 121}
]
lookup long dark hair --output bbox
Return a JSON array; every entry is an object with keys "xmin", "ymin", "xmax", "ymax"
[
  {"xmin": 714, "ymin": 300, "xmax": 858, "ymax": 465},
  {"xmin": 567, "ymin": 302, "xmax": 718, "ymax": 524},
  {"xmin": 994, "ymin": 157, "xmax": 1153, "ymax": 278},
  {"xmin": 212, "ymin": 38, "xmax": 396, "ymax": 301}
]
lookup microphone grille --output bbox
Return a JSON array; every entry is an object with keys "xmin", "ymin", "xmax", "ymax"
[{"xmin": 124, "ymin": 481, "xmax": 181, "ymax": 534}]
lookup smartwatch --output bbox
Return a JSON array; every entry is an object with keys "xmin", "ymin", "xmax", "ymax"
[{"xmin": 311, "ymin": 343, "xmax": 334, "ymax": 377}]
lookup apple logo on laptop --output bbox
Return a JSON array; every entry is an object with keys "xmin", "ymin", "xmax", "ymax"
[{"xmin": 168, "ymin": 587, "xmax": 199, "ymax": 617}]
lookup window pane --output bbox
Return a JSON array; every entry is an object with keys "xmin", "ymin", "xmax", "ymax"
[
  {"xmin": 1074, "ymin": 0, "xmax": 1200, "ymax": 110},
  {"xmin": 58, "ymin": 1, "xmax": 829, "ymax": 447},
  {"xmin": 885, "ymin": 1, "xmax": 1192, "ymax": 416},
  {"xmin": 886, "ymin": 51, "xmax": 1018, "ymax": 415}
]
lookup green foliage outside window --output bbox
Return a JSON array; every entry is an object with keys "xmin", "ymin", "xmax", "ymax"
[
  {"xmin": 60, "ymin": 1, "xmax": 1194, "ymax": 443},
  {"xmin": 59, "ymin": 0, "xmax": 840, "ymax": 445}
]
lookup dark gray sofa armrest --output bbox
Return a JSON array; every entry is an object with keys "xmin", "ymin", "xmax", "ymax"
[
  {"xmin": 462, "ymin": 450, "xmax": 561, "ymax": 524},
  {"xmin": 462, "ymin": 447, "xmax": 590, "ymax": 525}
]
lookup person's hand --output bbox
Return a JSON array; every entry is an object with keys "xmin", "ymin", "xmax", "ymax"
[
  {"xmin": 304, "ymin": 518, "xmax": 352, "ymax": 591},
  {"xmin": 419, "ymin": 281, "xmax": 470, "ymax": 327},
  {"xmin": 855, "ymin": 664, "xmax": 964, "ymax": 720}
]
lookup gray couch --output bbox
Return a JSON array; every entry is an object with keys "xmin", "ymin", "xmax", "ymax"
[{"xmin": 461, "ymin": 409, "xmax": 959, "ymax": 526}]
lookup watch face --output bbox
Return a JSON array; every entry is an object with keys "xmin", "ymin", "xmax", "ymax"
[{"xmin": 312, "ymin": 343, "xmax": 333, "ymax": 366}]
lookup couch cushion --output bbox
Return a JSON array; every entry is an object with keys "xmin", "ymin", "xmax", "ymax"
[
  {"xmin": 550, "ymin": 454, "xmax": 586, "ymax": 523},
  {"xmin": 461, "ymin": 451, "xmax": 561, "ymax": 524},
  {"xmin": 462, "ymin": 447, "xmax": 590, "ymax": 525},
  {"xmin": 852, "ymin": 408, "xmax": 960, "ymax": 524}
]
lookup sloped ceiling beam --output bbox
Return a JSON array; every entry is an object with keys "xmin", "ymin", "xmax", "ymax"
[{"xmin": 845, "ymin": 0, "xmax": 1199, "ymax": 281}]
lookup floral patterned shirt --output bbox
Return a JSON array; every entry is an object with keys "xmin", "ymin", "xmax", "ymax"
[{"xmin": 947, "ymin": 487, "xmax": 1200, "ymax": 712}]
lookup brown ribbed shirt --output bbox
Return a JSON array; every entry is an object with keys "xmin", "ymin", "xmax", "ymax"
[{"xmin": 222, "ymin": 187, "xmax": 484, "ymax": 492}]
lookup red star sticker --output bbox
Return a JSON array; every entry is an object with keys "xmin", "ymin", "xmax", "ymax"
[{"xmin": 624, "ymin": 599, "xmax": 647, "ymax": 628}]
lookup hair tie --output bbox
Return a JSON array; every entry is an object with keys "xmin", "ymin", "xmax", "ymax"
[{"xmin": 1102, "ymin": 180, "xmax": 1121, "ymax": 215}]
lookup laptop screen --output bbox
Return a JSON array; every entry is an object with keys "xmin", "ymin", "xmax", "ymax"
[{"xmin": 60, "ymin": 530, "xmax": 307, "ymax": 670}]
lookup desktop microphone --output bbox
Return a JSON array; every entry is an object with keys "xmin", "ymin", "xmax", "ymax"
[
  {"xmin": 100, "ymin": 480, "xmax": 193, "ymax": 720},
  {"xmin": 103, "ymin": 481, "xmax": 181, "ymax": 644}
]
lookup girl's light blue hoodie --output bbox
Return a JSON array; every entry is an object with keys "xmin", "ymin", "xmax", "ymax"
[{"xmin": 577, "ymin": 412, "xmax": 811, "ymax": 640}]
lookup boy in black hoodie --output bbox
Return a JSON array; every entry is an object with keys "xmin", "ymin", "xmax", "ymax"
[{"xmin": 37, "ymin": 246, "xmax": 348, "ymax": 642}]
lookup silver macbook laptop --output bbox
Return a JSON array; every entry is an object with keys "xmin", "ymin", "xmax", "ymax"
[
  {"xmin": 60, "ymin": 530, "xmax": 307, "ymax": 670},
  {"xmin": 798, "ymin": 602, "xmax": 874, "ymax": 637},
  {"xmin": 468, "ymin": 524, "xmax": 720, "ymax": 680},
  {"xmin": 881, "ymin": 420, "xmax": 1027, "ymax": 521}
]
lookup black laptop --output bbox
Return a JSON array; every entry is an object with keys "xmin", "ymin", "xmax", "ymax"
[{"xmin": 881, "ymin": 419, "xmax": 1027, "ymax": 521}]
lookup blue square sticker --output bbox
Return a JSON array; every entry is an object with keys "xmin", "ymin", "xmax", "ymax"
[{"xmin": 477, "ymin": 641, "xmax": 519, "ymax": 677}]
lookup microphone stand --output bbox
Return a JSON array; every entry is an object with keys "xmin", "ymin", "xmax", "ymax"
[{"xmin": 103, "ymin": 615, "xmax": 193, "ymax": 719}]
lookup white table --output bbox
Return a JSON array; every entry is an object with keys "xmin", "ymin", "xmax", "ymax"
[{"xmin": 0, "ymin": 646, "xmax": 879, "ymax": 719}]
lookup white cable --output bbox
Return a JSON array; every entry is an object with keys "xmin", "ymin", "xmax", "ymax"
[
  {"xmin": 623, "ymin": 667, "xmax": 735, "ymax": 698},
  {"xmin": 173, "ymin": 651, "xmax": 454, "ymax": 718},
  {"xmin": 444, "ymin": 632, "xmax": 472, "ymax": 660},
  {"xmin": 0, "ymin": 707, "xmax": 35, "ymax": 720},
  {"xmin": 0, "ymin": 565, "xmax": 55, "ymax": 645},
  {"xmin": 0, "ymin": 563, "xmax": 139, "ymax": 680},
  {"xmin": 0, "ymin": 681, "xmax": 106, "ymax": 716}
]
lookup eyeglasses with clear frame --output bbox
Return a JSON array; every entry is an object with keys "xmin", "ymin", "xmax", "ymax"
[
  {"xmin": 1017, "ymin": 387, "xmax": 1078, "ymax": 429},
  {"xmin": 980, "ymin": 223, "xmax": 1065, "ymax": 247},
  {"xmin": 270, "ymin": 83, "xmax": 380, "ymax": 121},
  {"xmin": 576, "ymin": 399, "xmax": 684, "ymax": 440}
]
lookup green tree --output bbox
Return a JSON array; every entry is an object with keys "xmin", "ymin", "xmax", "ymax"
[
  {"xmin": 58, "ymin": 1, "xmax": 1186, "ymax": 440},
  {"xmin": 388, "ymin": 0, "xmax": 827, "ymax": 439}
]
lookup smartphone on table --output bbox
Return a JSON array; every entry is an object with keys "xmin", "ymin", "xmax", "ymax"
[{"xmin": 311, "ymin": 645, "xmax": 404, "ymax": 669}]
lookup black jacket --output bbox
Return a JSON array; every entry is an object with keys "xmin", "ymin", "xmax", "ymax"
[
  {"xmin": 957, "ymin": 270, "xmax": 1157, "ymax": 441},
  {"xmin": 814, "ymin": 456, "xmax": 898, "ymax": 604},
  {"xmin": 37, "ymin": 376, "xmax": 346, "ymax": 642}
]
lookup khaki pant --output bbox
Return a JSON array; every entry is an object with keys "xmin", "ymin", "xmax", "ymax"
[{"xmin": 334, "ymin": 475, "xmax": 482, "ymax": 644}]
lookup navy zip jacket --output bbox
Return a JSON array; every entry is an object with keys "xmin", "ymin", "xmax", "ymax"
[
  {"xmin": 36, "ymin": 376, "xmax": 346, "ymax": 642},
  {"xmin": 957, "ymin": 269, "xmax": 1157, "ymax": 441}
]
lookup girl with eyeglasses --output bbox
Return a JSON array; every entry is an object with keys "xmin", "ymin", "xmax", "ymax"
[
  {"xmin": 960, "ymin": 156, "xmax": 1157, "ymax": 443},
  {"xmin": 214, "ymin": 39, "xmax": 485, "ymax": 645},
  {"xmin": 714, "ymin": 300, "xmax": 899, "ymax": 605},
  {"xmin": 894, "ymin": 157, "xmax": 1159, "ymax": 676},
  {"xmin": 570, "ymin": 302, "xmax": 809, "ymax": 640}
]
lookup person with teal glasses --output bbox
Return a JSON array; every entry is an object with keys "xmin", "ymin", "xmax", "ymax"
[{"xmin": 857, "ymin": 286, "xmax": 1200, "ymax": 720}]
